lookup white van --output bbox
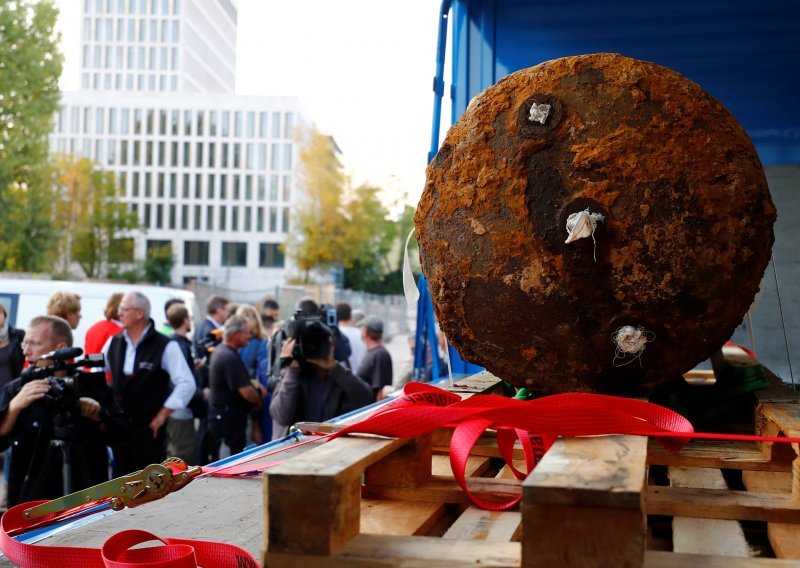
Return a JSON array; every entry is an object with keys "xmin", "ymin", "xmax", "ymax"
[{"xmin": 0, "ymin": 278, "xmax": 198, "ymax": 350}]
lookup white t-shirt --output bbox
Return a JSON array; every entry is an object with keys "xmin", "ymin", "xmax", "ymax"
[{"xmin": 340, "ymin": 324, "xmax": 366, "ymax": 372}]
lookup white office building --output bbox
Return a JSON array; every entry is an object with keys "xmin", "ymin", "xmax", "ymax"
[{"xmin": 49, "ymin": 0, "xmax": 309, "ymax": 289}]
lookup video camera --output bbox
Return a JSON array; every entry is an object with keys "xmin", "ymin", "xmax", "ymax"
[
  {"xmin": 268, "ymin": 304, "xmax": 341, "ymax": 388},
  {"xmin": 20, "ymin": 347, "xmax": 106, "ymax": 407},
  {"xmin": 202, "ymin": 328, "xmax": 224, "ymax": 353}
]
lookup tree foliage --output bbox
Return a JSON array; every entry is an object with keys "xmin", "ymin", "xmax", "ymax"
[
  {"xmin": 144, "ymin": 244, "xmax": 175, "ymax": 285},
  {"xmin": 283, "ymin": 129, "xmax": 351, "ymax": 283},
  {"xmin": 0, "ymin": 0, "xmax": 64, "ymax": 270},
  {"xmin": 51, "ymin": 154, "xmax": 141, "ymax": 278}
]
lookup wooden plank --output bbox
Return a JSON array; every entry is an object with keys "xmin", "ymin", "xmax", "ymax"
[
  {"xmin": 521, "ymin": 435, "xmax": 648, "ymax": 567},
  {"xmin": 265, "ymin": 435, "xmax": 408, "ymax": 556},
  {"xmin": 336, "ymin": 534, "xmax": 520, "ymax": 567},
  {"xmin": 431, "ymin": 454, "xmax": 491, "ymax": 477},
  {"xmin": 362, "ymin": 475, "xmax": 522, "ymax": 504},
  {"xmin": 648, "ymin": 440, "xmax": 789, "ymax": 472},
  {"xmin": 646, "ymin": 550, "xmax": 800, "ymax": 567},
  {"xmin": 443, "ymin": 508, "xmax": 521, "ymax": 542},
  {"xmin": 668, "ymin": 467, "xmax": 750, "ymax": 557},
  {"xmin": 360, "ymin": 499, "xmax": 445, "ymax": 536},
  {"xmin": 742, "ymin": 470, "xmax": 800, "ymax": 559},
  {"xmin": 648, "ymin": 486, "xmax": 800, "ymax": 523}
]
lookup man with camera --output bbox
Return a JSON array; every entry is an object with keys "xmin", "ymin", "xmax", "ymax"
[
  {"xmin": 0, "ymin": 315, "xmax": 125, "ymax": 506},
  {"xmin": 208, "ymin": 315, "xmax": 266, "ymax": 460},
  {"xmin": 269, "ymin": 319, "xmax": 373, "ymax": 440}
]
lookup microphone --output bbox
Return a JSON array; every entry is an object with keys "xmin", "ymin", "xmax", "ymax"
[{"xmin": 38, "ymin": 347, "xmax": 83, "ymax": 362}]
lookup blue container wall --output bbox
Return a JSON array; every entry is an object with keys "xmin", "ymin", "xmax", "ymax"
[{"xmin": 450, "ymin": 0, "xmax": 800, "ymax": 165}]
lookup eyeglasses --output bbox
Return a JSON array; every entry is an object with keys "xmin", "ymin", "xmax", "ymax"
[
  {"xmin": 21, "ymin": 340, "xmax": 47, "ymax": 350},
  {"xmin": 118, "ymin": 305, "xmax": 142, "ymax": 313}
]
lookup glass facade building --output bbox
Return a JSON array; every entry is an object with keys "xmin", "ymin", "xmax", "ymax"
[{"xmin": 51, "ymin": 0, "xmax": 307, "ymax": 288}]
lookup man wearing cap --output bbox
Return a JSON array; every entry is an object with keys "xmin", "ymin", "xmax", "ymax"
[{"xmin": 356, "ymin": 316, "xmax": 393, "ymax": 401}]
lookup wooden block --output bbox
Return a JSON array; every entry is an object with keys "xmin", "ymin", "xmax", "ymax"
[
  {"xmin": 648, "ymin": 440, "xmax": 789, "ymax": 472},
  {"xmin": 365, "ymin": 434, "xmax": 432, "ymax": 488},
  {"xmin": 668, "ymin": 467, "xmax": 750, "ymax": 557},
  {"xmin": 742, "ymin": 470, "xmax": 800, "ymax": 559},
  {"xmin": 360, "ymin": 499, "xmax": 445, "ymax": 536},
  {"xmin": 431, "ymin": 454, "xmax": 491, "ymax": 477},
  {"xmin": 648, "ymin": 486, "xmax": 800, "ymax": 523},
  {"xmin": 521, "ymin": 435, "xmax": 648, "ymax": 567},
  {"xmin": 264, "ymin": 436, "xmax": 407, "ymax": 557}
]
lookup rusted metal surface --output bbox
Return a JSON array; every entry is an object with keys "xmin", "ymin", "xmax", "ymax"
[{"xmin": 415, "ymin": 53, "xmax": 776, "ymax": 395}]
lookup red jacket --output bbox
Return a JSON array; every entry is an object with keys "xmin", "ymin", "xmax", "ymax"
[{"xmin": 84, "ymin": 318, "xmax": 122, "ymax": 355}]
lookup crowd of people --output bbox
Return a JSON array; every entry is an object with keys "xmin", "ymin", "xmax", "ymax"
[{"xmin": 0, "ymin": 290, "xmax": 395, "ymax": 508}]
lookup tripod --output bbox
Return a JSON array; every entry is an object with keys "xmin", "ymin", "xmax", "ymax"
[{"xmin": 18, "ymin": 405, "xmax": 94, "ymax": 503}]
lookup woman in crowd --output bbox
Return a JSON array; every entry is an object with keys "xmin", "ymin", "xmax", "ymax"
[
  {"xmin": 235, "ymin": 304, "xmax": 271, "ymax": 444},
  {"xmin": 0, "ymin": 304, "xmax": 25, "ymax": 388}
]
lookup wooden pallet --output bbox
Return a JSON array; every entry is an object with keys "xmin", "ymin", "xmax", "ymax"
[{"xmin": 262, "ymin": 370, "xmax": 800, "ymax": 567}]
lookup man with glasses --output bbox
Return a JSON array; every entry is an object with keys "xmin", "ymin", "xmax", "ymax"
[
  {"xmin": 0, "ymin": 316, "xmax": 125, "ymax": 506},
  {"xmin": 104, "ymin": 291, "xmax": 195, "ymax": 475}
]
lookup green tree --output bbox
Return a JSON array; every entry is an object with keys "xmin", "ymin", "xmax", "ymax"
[
  {"xmin": 283, "ymin": 129, "xmax": 351, "ymax": 283},
  {"xmin": 144, "ymin": 244, "xmax": 175, "ymax": 285},
  {"xmin": 0, "ymin": 0, "xmax": 63, "ymax": 270},
  {"xmin": 51, "ymin": 154, "xmax": 141, "ymax": 278}
]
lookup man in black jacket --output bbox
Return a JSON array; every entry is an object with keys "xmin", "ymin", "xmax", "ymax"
[
  {"xmin": 270, "ymin": 321, "xmax": 372, "ymax": 440},
  {"xmin": 105, "ymin": 291, "xmax": 195, "ymax": 475},
  {"xmin": 0, "ymin": 315, "xmax": 127, "ymax": 506}
]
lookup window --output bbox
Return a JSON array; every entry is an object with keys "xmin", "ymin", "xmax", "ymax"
[
  {"xmin": 256, "ymin": 206, "xmax": 264, "ymax": 231},
  {"xmin": 220, "ymin": 175, "xmax": 227, "ymax": 199},
  {"xmin": 132, "ymin": 172, "xmax": 140, "ymax": 196},
  {"xmin": 269, "ymin": 175, "xmax": 278, "ymax": 201},
  {"xmin": 221, "ymin": 143, "xmax": 228, "ymax": 168},
  {"xmin": 109, "ymin": 238, "xmax": 135, "ymax": 263},
  {"xmin": 284, "ymin": 112, "xmax": 294, "ymax": 138},
  {"xmin": 206, "ymin": 205, "xmax": 213, "ymax": 230},
  {"xmin": 168, "ymin": 205, "xmax": 176, "ymax": 229},
  {"xmin": 181, "ymin": 205, "xmax": 188, "ymax": 230},
  {"xmin": 221, "ymin": 111, "xmax": 229, "ymax": 137},
  {"xmin": 120, "ymin": 140, "xmax": 129, "ymax": 165},
  {"xmin": 171, "ymin": 141, "xmax": 178, "ymax": 166},
  {"xmin": 208, "ymin": 142, "xmax": 216, "ymax": 168},
  {"xmin": 109, "ymin": 108, "xmax": 117, "ymax": 134},
  {"xmin": 259, "ymin": 112, "xmax": 268, "ymax": 137},
  {"xmin": 193, "ymin": 205, "xmax": 201, "ymax": 230},
  {"xmin": 219, "ymin": 205, "xmax": 226, "ymax": 230},
  {"xmin": 159, "ymin": 109, "xmax": 167, "ymax": 134},
  {"xmin": 144, "ymin": 203, "xmax": 152, "ymax": 227},
  {"xmin": 221, "ymin": 242, "xmax": 247, "ymax": 267},
  {"xmin": 195, "ymin": 110, "xmax": 204, "ymax": 136},
  {"xmin": 271, "ymin": 111, "xmax": 280, "ymax": 138},
  {"xmin": 234, "ymin": 111, "xmax": 242, "ymax": 137},
  {"xmin": 183, "ymin": 142, "xmax": 190, "ymax": 166},
  {"xmin": 246, "ymin": 112, "xmax": 255, "ymax": 137},
  {"xmin": 209, "ymin": 111, "xmax": 218, "ymax": 136},
  {"xmin": 95, "ymin": 108, "xmax": 105, "ymax": 134},
  {"xmin": 244, "ymin": 206, "xmax": 251, "ymax": 231},
  {"xmin": 259, "ymin": 243, "xmax": 284, "ymax": 267},
  {"xmin": 283, "ymin": 143, "xmax": 292, "ymax": 169},
  {"xmin": 208, "ymin": 174, "xmax": 215, "ymax": 199},
  {"xmin": 283, "ymin": 175, "xmax": 291, "ymax": 201},
  {"xmin": 231, "ymin": 206, "xmax": 238, "ymax": 231},
  {"xmin": 184, "ymin": 109, "xmax": 192, "ymax": 135},
  {"xmin": 184, "ymin": 241, "xmax": 209, "ymax": 266},
  {"xmin": 147, "ymin": 239, "xmax": 171, "ymax": 256},
  {"xmin": 270, "ymin": 144, "xmax": 279, "ymax": 169},
  {"xmin": 183, "ymin": 173, "xmax": 190, "ymax": 198}
]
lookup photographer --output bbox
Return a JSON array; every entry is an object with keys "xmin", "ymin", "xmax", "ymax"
[
  {"xmin": 269, "ymin": 320, "xmax": 372, "ymax": 440},
  {"xmin": 0, "ymin": 316, "xmax": 127, "ymax": 506}
]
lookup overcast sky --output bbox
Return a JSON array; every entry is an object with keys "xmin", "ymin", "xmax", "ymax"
[{"xmin": 54, "ymin": 0, "xmax": 449, "ymax": 211}]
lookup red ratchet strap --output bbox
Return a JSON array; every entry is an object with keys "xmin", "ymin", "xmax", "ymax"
[
  {"xmin": 327, "ymin": 382, "xmax": 800, "ymax": 510},
  {"xmin": 0, "ymin": 503, "xmax": 258, "ymax": 567}
]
